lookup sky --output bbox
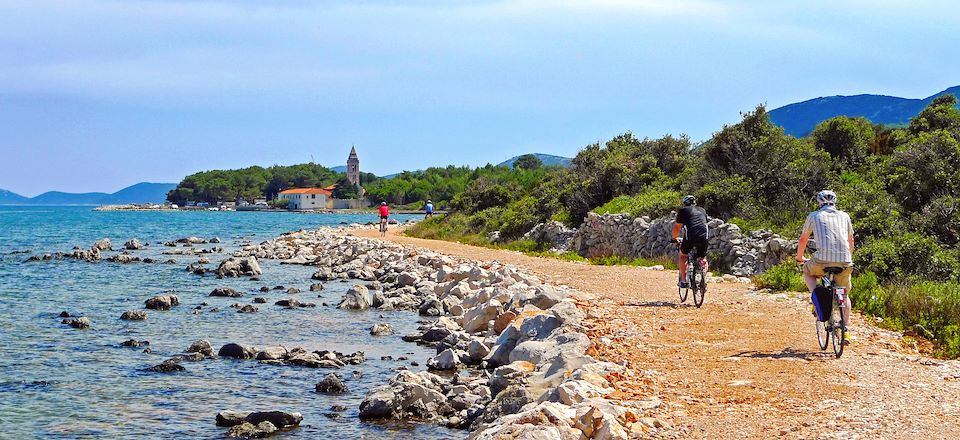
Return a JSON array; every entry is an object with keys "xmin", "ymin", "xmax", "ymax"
[{"xmin": 1, "ymin": 0, "xmax": 958, "ymax": 196}]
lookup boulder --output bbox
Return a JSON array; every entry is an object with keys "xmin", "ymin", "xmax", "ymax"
[
  {"xmin": 244, "ymin": 411, "xmax": 303, "ymax": 429},
  {"xmin": 397, "ymin": 272, "xmax": 420, "ymax": 287},
  {"xmin": 215, "ymin": 257, "xmax": 262, "ymax": 278},
  {"xmin": 145, "ymin": 294, "xmax": 180, "ymax": 310},
  {"xmin": 144, "ymin": 360, "xmax": 185, "ymax": 373},
  {"xmin": 186, "ymin": 340, "xmax": 215, "ymax": 357},
  {"xmin": 216, "ymin": 411, "xmax": 249, "ymax": 427},
  {"xmin": 315, "ymin": 373, "xmax": 349, "ymax": 394},
  {"xmin": 209, "ymin": 237, "xmax": 222, "ymax": 243},
  {"xmin": 426, "ymin": 348, "xmax": 460, "ymax": 371},
  {"xmin": 369, "ymin": 323, "xmax": 394, "ymax": 336},
  {"xmin": 210, "ymin": 287, "xmax": 243, "ymax": 297},
  {"xmin": 218, "ymin": 343, "xmax": 257, "ymax": 359},
  {"xmin": 121, "ymin": 339, "xmax": 149, "ymax": 347},
  {"xmin": 226, "ymin": 421, "xmax": 276, "ymax": 438},
  {"xmin": 120, "ymin": 310, "xmax": 147, "ymax": 321},
  {"xmin": 62, "ymin": 317, "xmax": 91, "ymax": 329},
  {"xmin": 255, "ymin": 346, "xmax": 289, "ymax": 361},
  {"xmin": 463, "ymin": 299, "xmax": 502, "ymax": 333},
  {"xmin": 309, "ymin": 283, "xmax": 324, "ymax": 292},
  {"xmin": 124, "ymin": 239, "xmax": 143, "ymax": 250},
  {"xmin": 92, "ymin": 238, "xmax": 112, "ymax": 251},
  {"xmin": 338, "ymin": 285, "xmax": 371, "ymax": 310},
  {"xmin": 237, "ymin": 304, "xmax": 258, "ymax": 313}
]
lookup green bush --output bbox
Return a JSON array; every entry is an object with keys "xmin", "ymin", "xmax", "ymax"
[
  {"xmin": 752, "ymin": 261, "xmax": 807, "ymax": 292},
  {"xmin": 856, "ymin": 233, "xmax": 960, "ymax": 281},
  {"xmin": 592, "ymin": 189, "xmax": 681, "ymax": 219}
]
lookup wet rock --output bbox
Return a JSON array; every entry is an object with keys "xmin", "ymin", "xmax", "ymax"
[
  {"xmin": 285, "ymin": 287, "xmax": 301, "ymax": 294},
  {"xmin": 219, "ymin": 343, "xmax": 257, "ymax": 359},
  {"xmin": 186, "ymin": 339, "xmax": 215, "ymax": 357},
  {"xmin": 210, "ymin": 287, "xmax": 243, "ymax": 297},
  {"xmin": 124, "ymin": 239, "xmax": 144, "ymax": 250},
  {"xmin": 216, "ymin": 256, "xmax": 262, "ymax": 278},
  {"xmin": 238, "ymin": 304, "xmax": 258, "ymax": 313},
  {"xmin": 58, "ymin": 311, "xmax": 71, "ymax": 318},
  {"xmin": 315, "ymin": 373, "xmax": 349, "ymax": 394},
  {"xmin": 108, "ymin": 254, "xmax": 140, "ymax": 263},
  {"xmin": 144, "ymin": 360, "xmax": 185, "ymax": 373},
  {"xmin": 62, "ymin": 317, "xmax": 91, "ymax": 329},
  {"xmin": 93, "ymin": 238, "xmax": 112, "ymax": 251},
  {"xmin": 338, "ymin": 285, "xmax": 371, "ymax": 310},
  {"xmin": 259, "ymin": 286, "xmax": 270, "ymax": 292},
  {"xmin": 177, "ymin": 236, "xmax": 207, "ymax": 244},
  {"xmin": 272, "ymin": 286, "xmax": 285, "ymax": 291},
  {"xmin": 209, "ymin": 237, "xmax": 222, "ymax": 243},
  {"xmin": 369, "ymin": 323, "xmax": 394, "ymax": 336},
  {"xmin": 145, "ymin": 293, "xmax": 180, "ymax": 310},
  {"xmin": 216, "ymin": 411, "xmax": 249, "ymax": 427},
  {"xmin": 244, "ymin": 411, "xmax": 303, "ymax": 429},
  {"xmin": 121, "ymin": 339, "xmax": 149, "ymax": 347},
  {"xmin": 309, "ymin": 283, "xmax": 324, "ymax": 292},
  {"xmin": 120, "ymin": 310, "xmax": 148, "ymax": 321},
  {"xmin": 226, "ymin": 421, "xmax": 276, "ymax": 438},
  {"xmin": 253, "ymin": 297, "xmax": 266, "ymax": 304},
  {"xmin": 163, "ymin": 258, "xmax": 177, "ymax": 264},
  {"xmin": 255, "ymin": 346, "xmax": 289, "ymax": 361}
]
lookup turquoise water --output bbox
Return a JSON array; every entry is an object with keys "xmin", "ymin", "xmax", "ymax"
[{"xmin": 0, "ymin": 206, "xmax": 454, "ymax": 439}]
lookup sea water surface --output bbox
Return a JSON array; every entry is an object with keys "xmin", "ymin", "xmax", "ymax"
[{"xmin": 0, "ymin": 206, "xmax": 456, "ymax": 439}]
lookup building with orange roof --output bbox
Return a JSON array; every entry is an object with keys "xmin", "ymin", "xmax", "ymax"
[{"xmin": 278, "ymin": 187, "xmax": 333, "ymax": 210}]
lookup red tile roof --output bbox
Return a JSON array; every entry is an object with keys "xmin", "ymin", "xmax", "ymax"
[{"xmin": 279, "ymin": 188, "xmax": 333, "ymax": 196}]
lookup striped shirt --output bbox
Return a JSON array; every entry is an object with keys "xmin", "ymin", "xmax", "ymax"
[{"xmin": 802, "ymin": 205, "xmax": 854, "ymax": 263}]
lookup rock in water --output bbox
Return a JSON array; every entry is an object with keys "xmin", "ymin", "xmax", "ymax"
[
  {"xmin": 237, "ymin": 304, "xmax": 258, "ymax": 313},
  {"xmin": 216, "ymin": 411, "xmax": 250, "ymax": 427},
  {"xmin": 215, "ymin": 257, "xmax": 262, "ymax": 278},
  {"xmin": 120, "ymin": 310, "xmax": 147, "ymax": 321},
  {"xmin": 62, "ymin": 317, "xmax": 91, "ymax": 329},
  {"xmin": 210, "ymin": 287, "xmax": 243, "ymax": 297},
  {"xmin": 315, "ymin": 373, "xmax": 349, "ymax": 394},
  {"xmin": 218, "ymin": 343, "xmax": 256, "ymax": 359},
  {"xmin": 121, "ymin": 339, "xmax": 149, "ymax": 347},
  {"xmin": 227, "ymin": 421, "xmax": 276, "ymax": 438},
  {"xmin": 209, "ymin": 237, "xmax": 222, "ymax": 243},
  {"xmin": 124, "ymin": 239, "xmax": 143, "ymax": 250},
  {"xmin": 244, "ymin": 411, "xmax": 303, "ymax": 429},
  {"xmin": 369, "ymin": 323, "xmax": 394, "ymax": 336},
  {"xmin": 338, "ymin": 285, "xmax": 370, "ymax": 310},
  {"xmin": 144, "ymin": 293, "xmax": 180, "ymax": 310},
  {"xmin": 186, "ymin": 339, "xmax": 214, "ymax": 357},
  {"xmin": 92, "ymin": 238, "xmax": 112, "ymax": 251},
  {"xmin": 144, "ymin": 360, "xmax": 185, "ymax": 373}
]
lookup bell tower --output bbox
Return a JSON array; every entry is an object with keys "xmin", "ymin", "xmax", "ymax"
[{"xmin": 347, "ymin": 146, "xmax": 360, "ymax": 187}]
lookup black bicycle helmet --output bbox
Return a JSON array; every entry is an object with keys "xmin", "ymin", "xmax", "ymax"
[{"xmin": 682, "ymin": 195, "xmax": 696, "ymax": 206}]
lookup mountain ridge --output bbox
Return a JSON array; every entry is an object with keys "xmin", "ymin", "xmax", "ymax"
[
  {"xmin": 769, "ymin": 85, "xmax": 960, "ymax": 137},
  {"xmin": 0, "ymin": 182, "xmax": 177, "ymax": 205}
]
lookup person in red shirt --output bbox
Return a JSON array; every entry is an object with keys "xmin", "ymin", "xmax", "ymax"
[{"xmin": 377, "ymin": 202, "xmax": 390, "ymax": 235}]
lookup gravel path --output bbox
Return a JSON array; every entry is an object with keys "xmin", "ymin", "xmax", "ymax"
[{"xmin": 356, "ymin": 228, "xmax": 960, "ymax": 439}]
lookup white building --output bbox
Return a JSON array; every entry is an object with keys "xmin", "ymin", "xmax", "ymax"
[{"xmin": 278, "ymin": 188, "xmax": 332, "ymax": 210}]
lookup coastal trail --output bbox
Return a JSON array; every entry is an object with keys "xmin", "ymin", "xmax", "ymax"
[{"xmin": 356, "ymin": 228, "xmax": 960, "ymax": 439}]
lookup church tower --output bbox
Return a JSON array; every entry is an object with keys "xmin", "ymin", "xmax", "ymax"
[{"xmin": 347, "ymin": 146, "xmax": 360, "ymax": 187}]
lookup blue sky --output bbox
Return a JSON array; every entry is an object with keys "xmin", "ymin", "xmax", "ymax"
[{"xmin": 1, "ymin": 0, "xmax": 958, "ymax": 196}]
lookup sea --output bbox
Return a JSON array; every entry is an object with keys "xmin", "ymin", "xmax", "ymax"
[{"xmin": 0, "ymin": 206, "xmax": 457, "ymax": 439}]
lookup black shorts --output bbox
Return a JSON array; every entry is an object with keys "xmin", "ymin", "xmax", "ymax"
[
  {"xmin": 681, "ymin": 237, "xmax": 708, "ymax": 257},
  {"xmin": 380, "ymin": 215, "xmax": 388, "ymax": 220}
]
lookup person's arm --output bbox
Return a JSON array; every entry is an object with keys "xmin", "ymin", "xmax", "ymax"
[
  {"xmin": 847, "ymin": 215, "xmax": 855, "ymax": 256},
  {"xmin": 672, "ymin": 223, "xmax": 683, "ymax": 241},
  {"xmin": 796, "ymin": 215, "xmax": 813, "ymax": 263}
]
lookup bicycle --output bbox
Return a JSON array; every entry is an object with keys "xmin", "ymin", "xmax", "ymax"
[
  {"xmin": 811, "ymin": 265, "xmax": 849, "ymax": 358},
  {"xmin": 674, "ymin": 238, "xmax": 707, "ymax": 308}
]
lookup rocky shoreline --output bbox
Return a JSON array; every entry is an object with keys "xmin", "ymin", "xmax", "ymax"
[{"xmin": 236, "ymin": 227, "xmax": 655, "ymax": 438}]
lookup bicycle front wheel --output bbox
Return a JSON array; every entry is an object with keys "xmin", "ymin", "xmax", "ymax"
[{"xmin": 830, "ymin": 300, "xmax": 845, "ymax": 358}]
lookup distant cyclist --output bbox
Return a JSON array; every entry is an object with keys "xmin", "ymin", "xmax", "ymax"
[
  {"xmin": 796, "ymin": 190, "xmax": 855, "ymax": 334},
  {"xmin": 671, "ymin": 195, "xmax": 709, "ymax": 288},
  {"xmin": 378, "ymin": 202, "xmax": 390, "ymax": 234},
  {"xmin": 424, "ymin": 199, "xmax": 434, "ymax": 219}
]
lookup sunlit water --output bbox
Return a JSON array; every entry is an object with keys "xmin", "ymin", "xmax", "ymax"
[{"xmin": 0, "ymin": 206, "xmax": 457, "ymax": 439}]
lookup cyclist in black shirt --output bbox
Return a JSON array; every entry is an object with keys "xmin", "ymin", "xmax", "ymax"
[{"xmin": 671, "ymin": 195, "xmax": 709, "ymax": 288}]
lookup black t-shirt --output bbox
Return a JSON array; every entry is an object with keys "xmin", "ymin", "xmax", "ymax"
[{"xmin": 677, "ymin": 206, "xmax": 708, "ymax": 240}]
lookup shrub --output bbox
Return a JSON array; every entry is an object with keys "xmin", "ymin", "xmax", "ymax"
[
  {"xmin": 592, "ymin": 189, "xmax": 681, "ymax": 219},
  {"xmin": 856, "ymin": 233, "xmax": 960, "ymax": 282},
  {"xmin": 752, "ymin": 261, "xmax": 806, "ymax": 292}
]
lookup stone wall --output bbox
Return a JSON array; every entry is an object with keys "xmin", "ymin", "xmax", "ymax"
[{"xmin": 545, "ymin": 212, "xmax": 797, "ymax": 276}]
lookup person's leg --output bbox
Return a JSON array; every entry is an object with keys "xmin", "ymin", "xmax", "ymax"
[
  {"xmin": 678, "ymin": 253, "xmax": 689, "ymax": 284},
  {"xmin": 801, "ymin": 260, "xmax": 819, "ymax": 293},
  {"xmin": 838, "ymin": 268, "xmax": 853, "ymax": 327}
]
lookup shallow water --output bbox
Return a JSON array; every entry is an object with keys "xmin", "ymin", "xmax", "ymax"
[{"xmin": 0, "ymin": 206, "xmax": 457, "ymax": 439}]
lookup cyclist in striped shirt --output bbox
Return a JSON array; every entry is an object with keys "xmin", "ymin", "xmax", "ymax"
[{"xmin": 796, "ymin": 190, "xmax": 855, "ymax": 330}]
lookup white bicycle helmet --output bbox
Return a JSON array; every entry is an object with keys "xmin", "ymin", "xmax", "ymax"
[{"xmin": 816, "ymin": 190, "xmax": 837, "ymax": 206}]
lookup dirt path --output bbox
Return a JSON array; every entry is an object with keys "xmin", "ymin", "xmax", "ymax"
[{"xmin": 355, "ymin": 229, "xmax": 960, "ymax": 439}]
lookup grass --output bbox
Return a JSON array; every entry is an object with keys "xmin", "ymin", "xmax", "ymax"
[{"xmin": 753, "ymin": 261, "xmax": 960, "ymax": 358}]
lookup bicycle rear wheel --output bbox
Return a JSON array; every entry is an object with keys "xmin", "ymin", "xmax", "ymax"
[
  {"xmin": 815, "ymin": 317, "xmax": 829, "ymax": 350},
  {"xmin": 830, "ymin": 298, "xmax": 845, "ymax": 358},
  {"xmin": 692, "ymin": 266, "xmax": 705, "ymax": 308}
]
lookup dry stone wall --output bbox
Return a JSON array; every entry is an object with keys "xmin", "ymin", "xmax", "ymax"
[{"xmin": 546, "ymin": 212, "xmax": 797, "ymax": 276}]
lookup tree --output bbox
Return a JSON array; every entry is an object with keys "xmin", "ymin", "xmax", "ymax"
[
  {"xmin": 513, "ymin": 154, "xmax": 543, "ymax": 170},
  {"xmin": 909, "ymin": 94, "xmax": 960, "ymax": 135},
  {"xmin": 810, "ymin": 116, "xmax": 875, "ymax": 167}
]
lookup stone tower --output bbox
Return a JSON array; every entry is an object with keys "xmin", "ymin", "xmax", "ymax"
[{"xmin": 347, "ymin": 146, "xmax": 360, "ymax": 187}]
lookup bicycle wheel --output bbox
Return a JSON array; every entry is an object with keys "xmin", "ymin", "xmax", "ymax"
[
  {"xmin": 692, "ymin": 267, "xmax": 705, "ymax": 308},
  {"xmin": 830, "ymin": 297, "xmax": 845, "ymax": 358},
  {"xmin": 679, "ymin": 272, "xmax": 689, "ymax": 303},
  {"xmin": 815, "ymin": 316, "xmax": 829, "ymax": 350}
]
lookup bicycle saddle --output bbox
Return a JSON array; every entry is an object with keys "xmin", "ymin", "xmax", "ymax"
[{"xmin": 824, "ymin": 267, "xmax": 845, "ymax": 274}]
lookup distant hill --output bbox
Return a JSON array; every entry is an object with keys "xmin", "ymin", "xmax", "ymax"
[
  {"xmin": 329, "ymin": 165, "xmax": 347, "ymax": 173},
  {"xmin": 769, "ymin": 85, "xmax": 960, "ymax": 137},
  {"xmin": 0, "ymin": 182, "xmax": 177, "ymax": 205},
  {"xmin": 498, "ymin": 153, "xmax": 573, "ymax": 168}
]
